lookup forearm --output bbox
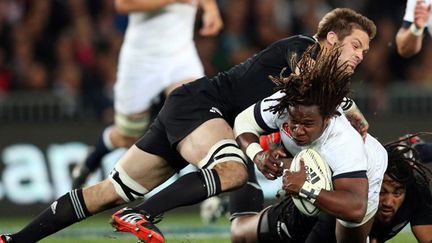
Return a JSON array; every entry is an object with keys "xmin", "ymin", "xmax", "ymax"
[
  {"xmin": 198, "ymin": 0, "xmax": 218, "ymax": 12},
  {"xmin": 396, "ymin": 27, "xmax": 424, "ymax": 57},
  {"xmin": 314, "ymin": 189, "xmax": 367, "ymax": 222},
  {"xmin": 313, "ymin": 177, "xmax": 368, "ymax": 222},
  {"xmin": 115, "ymin": 0, "xmax": 176, "ymax": 13}
]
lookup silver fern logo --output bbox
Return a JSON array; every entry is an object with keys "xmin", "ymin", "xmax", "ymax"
[{"xmin": 51, "ymin": 201, "xmax": 58, "ymax": 214}]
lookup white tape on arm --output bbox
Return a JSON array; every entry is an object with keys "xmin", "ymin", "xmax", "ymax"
[
  {"xmin": 234, "ymin": 104, "xmax": 265, "ymax": 138},
  {"xmin": 298, "ymin": 181, "xmax": 321, "ymax": 204},
  {"xmin": 410, "ymin": 23, "xmax": 425, "ymax": 37},
  {"xmin": 245, "ymin": 142, "xmax": 264, "ymax": 161}
]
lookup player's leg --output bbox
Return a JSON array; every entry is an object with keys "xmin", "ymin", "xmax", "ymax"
[
  {"xmin": 71, "ymin": 110, "xmax": 151, "ymax": 188},
  {"xmin": 4, "ymin": 138, "xmax": 173, "ymax": 242},
  {"xmin": 229, "ymin": 160, "xmax": 264, "ymax": 219},
  {"xmin": 71, "ymin": 44, "xmax": 176, "ymax": 188},
  {"xmin": 128, "ymin": 118, "xmax": 248, "ymax": 218},
  {"xmin": 231, "ymin": 197, "xmax": 318, "ymax": 243},
  {"xmin": 230, "ymin": 213, "xmax": 262, "ymax": 243},
  {"xmin": 229, "ymin": 161, "xmax": 265, "ymax": 243},
  {"xmin": 335, "ymin": 215, "xmax": 374, "ymax": 243}
]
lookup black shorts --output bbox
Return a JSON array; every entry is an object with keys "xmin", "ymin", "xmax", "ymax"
[
  {"xmin": 135, "ymin": 77, "xmax": 226, "ymax": 172},
  {"xmin": 258, "ymin": 197, "xmax": 318, "ymax": 243}
]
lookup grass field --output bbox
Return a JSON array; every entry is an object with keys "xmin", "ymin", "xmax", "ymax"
[{"xmin": 0, "ymin": 210, "xmax": 417, "ymax": 243}]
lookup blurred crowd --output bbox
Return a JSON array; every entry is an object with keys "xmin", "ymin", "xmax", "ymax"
[{"xmin": 0, "ymin": 0, "xmax": 431, "ymax": 121}]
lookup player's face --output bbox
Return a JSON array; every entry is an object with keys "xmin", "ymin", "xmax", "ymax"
[
  {"xmin": 338, "ymin": 28, "xmax": 370, "ymax": 73},
  {"xmin": 376, "ymin": 174, "xmax": 406, "ymax": 224},
  {"xmin": 286, "ymin": 105, "xmax": 328, "ymax": 146}
]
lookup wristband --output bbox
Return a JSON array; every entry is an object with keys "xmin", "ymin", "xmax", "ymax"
[
  {"xmin": 246, "ymin": 142, "xmax": 264, "ymax": 161},
  {"xmin": 340, "ymin": 97, "xmax": 355, "ymax": 112},
  {"xmin": 410, "ymin": 23, "xmax": 424, "ymax": 37},
  {"xmin": 298, "ymin": 181, "xmax": 321, "ymax": 204}
]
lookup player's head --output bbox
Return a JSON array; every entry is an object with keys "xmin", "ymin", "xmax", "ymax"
[
  {"xmin": 376, "ymin": 137, "xmax": 432, "ymax": 224},
  {"xmin": 268, "ymin": 47, "xmax": 351, "ymax": 146},
  {"xmin": 315, "ymin": 8, "xmax": 376, "ymax": 73}
]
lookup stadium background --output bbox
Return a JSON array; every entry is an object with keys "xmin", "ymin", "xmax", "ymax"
[{"xmin": 0, "ymin": 0, "xmax": 430, "ymax": 241}]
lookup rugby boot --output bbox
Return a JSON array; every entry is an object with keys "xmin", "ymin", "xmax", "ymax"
[
  {"xmin": 0, "ymin": 234, "xmax": 12, "ymax": 243},
  {"xmin": 110, "ymin": 207, "xmax": 164, "ymax": 243}
]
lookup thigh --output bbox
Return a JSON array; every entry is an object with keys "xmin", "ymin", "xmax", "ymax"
[
  {"xmin": 231, "ymin": 213, "xmax": 262, "ymax": 243},
  {"xmin": 117, "ymin": 145, "xmax": 176, "ymax": 191},
  {"xmin": 177, "ymin": 118, "xmax": 234, "ymax": 165},
  {"xmin": 262, "ymin": 198, "xmax": 318, "ymax": 243},
  {"xmin": 336, "ymin": 217, "xmax": 374, "ymax": 243}
]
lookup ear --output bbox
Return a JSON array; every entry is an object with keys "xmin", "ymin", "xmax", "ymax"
[{"xmin": 326, "ymin": 31, "xmax": 339, "ymax": 46}]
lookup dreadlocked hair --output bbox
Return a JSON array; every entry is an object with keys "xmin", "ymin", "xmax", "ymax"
[
  {"xmin": 266, "ymin": 46, "xmax": 352, "ymax": 118},
  {"xmin": 384, "ymin": 132, "xmax": 432, "ymax": 205}
]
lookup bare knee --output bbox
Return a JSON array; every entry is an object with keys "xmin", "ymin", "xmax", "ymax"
[
  {"xmin": 230, "ymin": 216, "xmax": 259, "ymax": 243},
  {"xmin": 83, "ymin": 179, "xmax": 126, "ymax": 214},
  {"xmin": 110, "ymin": 127, "xmax": 141, "ymax": 148},
  {"xmin": 215, "ymin": 162, "xmax": 248, "ymax": 192}
]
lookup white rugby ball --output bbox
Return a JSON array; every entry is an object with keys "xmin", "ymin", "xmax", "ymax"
[{"xmin": 290, "ymin": 148, "xmax": 333, "ymax": 216}]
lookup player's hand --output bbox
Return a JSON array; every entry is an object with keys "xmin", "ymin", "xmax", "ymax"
[
  {"xmin": 414, "ymin": 0, "xmax": 431, "ymax": 29},
  {"xmin": 199, "ymin": 3, "xmax": 223, "ymax": 36},
  {"xmin": 282, "ymin": 159, "xmax": 307, "ymax": 195},
  {"xmin": 345, "ymin": 109, "xmax": 369, "ymax": 141},
  {"xmin": 254, "ymin": 147, "xmax": 286, "ymax": 180}
]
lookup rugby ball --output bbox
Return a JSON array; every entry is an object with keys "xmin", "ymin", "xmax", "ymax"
[{"xmin": 290, "ymin": 148, "xmax": 333, "ymax": 216}]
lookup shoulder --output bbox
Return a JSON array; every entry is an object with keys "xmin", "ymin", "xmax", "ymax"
[{"xmin": 269, "ymin": 35, "xmax": 316, "ymax": 49}]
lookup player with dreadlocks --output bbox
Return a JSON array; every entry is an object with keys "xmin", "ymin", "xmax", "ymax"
[
  {"xmin": 369, "ymin": 135, "xmax": 432, "ymax": 242},
  {"xmin": 304, "ymin": 133, "xmax": 432, "ymax": 243},
  {"xmin": 231, "ymin": 46, "xmax": 387, "ymax": 243}
]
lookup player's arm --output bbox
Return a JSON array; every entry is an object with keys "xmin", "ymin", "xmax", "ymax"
[
  {"xmin": 197, "ymin": 0, "xmax": 223, "ymax": 36},
  {"xmin": 234, "ymin": 104, "xmax": 287, "ymax": 180},
  {"xmin": 284, "ymin": 166, "xmax": 368, "ymax": 222},
  {"xmin": 115, "ymin": 0, "xmax": 193, "ymax": 14},
  {"xmin": 411, "ymin": 225, "xmax": 432, "ymax": 242},
  {"xmin": 395, "ymin": 0, "xmax": 431, "ymax": 57},
  {"xmin": 340, "ymin": 97, "xmax": 368, "ymax": 140}
]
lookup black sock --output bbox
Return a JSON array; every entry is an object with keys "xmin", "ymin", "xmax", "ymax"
[
  {"xmin": 11, "ymin": 189, "xmax": 91, "ymax": 242},
  {"xmin": 85, "ymin": 127, "xmax": 113, "ymax": 172},
  {"xmin": 133, "ymin": 169, "xmax": 221, "ymax": 219},
  {"xmin": 229, "ymin": 160, "xmax": 264, "ymax": 215}
]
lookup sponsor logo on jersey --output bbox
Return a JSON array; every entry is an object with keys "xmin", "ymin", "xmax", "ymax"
[
  {"xmin": 277, "ymin": 221, "xmax": 292, "ymax": 238},
  {"xmin": 51, "ymin": 201, "xmax": 58, "ymax": 214},
  {"xmin": 209, "ymin": 107, "xmax": 223, "ymax": 116},
  {"xmin": 281, "ymin": 123, "xmax": 293, "ymax": 138},
  {"xmin": 390, "ymin": 221, "xmax": 408, "ymax": 235}
]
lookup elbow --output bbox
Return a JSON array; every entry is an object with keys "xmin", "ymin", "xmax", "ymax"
[{"xmin": 344, "ymin": 202, "xmax": 367, "ymax": 223}]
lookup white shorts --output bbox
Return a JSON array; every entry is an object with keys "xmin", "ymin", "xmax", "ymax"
[{"xmin": 114, "ymin": 42, "xmax": 204, "ymax": 115}]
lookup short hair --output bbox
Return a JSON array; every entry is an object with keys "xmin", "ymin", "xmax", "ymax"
[
  {"xmin": 384, "ymin": 134, "xmax": 432, "ymax": 205},
  {"xmin": 315, "ymin": 8, "xmax": 376, "ymax": 41},
  {"xmin": 267, "ymin": 46, "xmax": 351, "ymax": 118}
]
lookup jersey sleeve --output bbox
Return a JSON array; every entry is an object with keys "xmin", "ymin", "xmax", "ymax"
[
  {"xmin": 254, "ymin": 91, "xmax": 286, "ymax": 132},
  {"xmin": 320, "ymin": 121, "xmax": 368, "ymax": 178},
  {"xmin": 410, "ymin": 197, "xmax": 432, "ymax": 226}
]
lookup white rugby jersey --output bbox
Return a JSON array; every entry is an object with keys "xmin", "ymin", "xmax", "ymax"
[
  {"xmin": 403, "ymin": 0, "xmax": 432, "ymax": 36},
  {"xmin": 256, "ymin": 91, "xmax": 387, "ymax": 218},
  {"xmin": 122, "ymin": 3, "xmax": 197, "ymax": 56}
]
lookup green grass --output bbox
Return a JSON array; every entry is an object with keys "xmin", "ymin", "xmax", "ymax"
[{"xmin": 0, "ymin": 211, "xmax": 417, "ymax": 243}]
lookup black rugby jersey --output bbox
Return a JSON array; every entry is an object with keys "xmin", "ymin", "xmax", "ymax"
[
  {"xmin": 369, "ymin": 194, "xmax": 432, "ymax": 242},
  {"xmin": 183, "ymin": 35, "xmax": 317, "ymax": 126}
]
